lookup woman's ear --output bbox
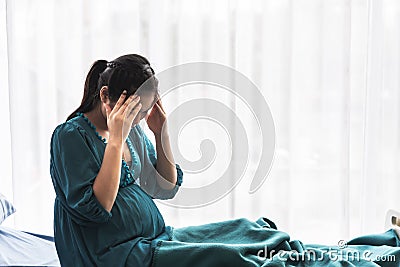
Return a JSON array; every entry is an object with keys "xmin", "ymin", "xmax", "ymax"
[{"xmin": 99, "ymin": 86, "xmax": 110, "ymax": 104}]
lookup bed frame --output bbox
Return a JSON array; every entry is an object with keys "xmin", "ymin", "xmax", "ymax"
[{"xmin": 385, "ymin": 209, "xmax": 400, "ymax": 239}]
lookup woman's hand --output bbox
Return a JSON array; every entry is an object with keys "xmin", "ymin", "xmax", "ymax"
[
  {"xmin": 104, "ymin": 90, "xmax": 142, "ymax": 145},
  {"xmin": 147, "ymin": 99, "xmax": 167, "ymax": 137}
]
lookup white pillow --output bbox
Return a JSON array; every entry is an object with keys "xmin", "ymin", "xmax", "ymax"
[{"xmin": 0, "ymin": 193, "xmax": 16, "ymax": 224}]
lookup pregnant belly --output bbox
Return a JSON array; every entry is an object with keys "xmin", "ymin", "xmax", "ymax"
[{"xmin": 111, "ymin": 184, "xmax": 166, "ymax": 238}]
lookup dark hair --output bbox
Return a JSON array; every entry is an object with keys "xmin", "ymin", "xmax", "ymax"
[{"xmin": 66, "ymin": 54, "xmax": 156, "ymax": 121}]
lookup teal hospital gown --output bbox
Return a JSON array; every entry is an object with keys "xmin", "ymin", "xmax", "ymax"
[{"xmin": 50, "ymin": 114, "xmax": 183, "ymax": 267}]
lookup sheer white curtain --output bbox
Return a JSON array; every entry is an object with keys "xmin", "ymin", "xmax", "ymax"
[
  {"xmin": 1, "ymin": 0, "xmax": 399, "ymax": 245},
  {"xmin": 0, "ymin": 0, "xmax": 13, "ymax": 217}
]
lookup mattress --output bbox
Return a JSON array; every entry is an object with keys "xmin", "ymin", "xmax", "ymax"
[{"xmin": 0, "ymin": 226, "xmax": 60, "ymax": 267}]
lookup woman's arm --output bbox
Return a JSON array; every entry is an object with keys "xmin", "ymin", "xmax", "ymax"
[
  {"xmin": 92, "ymin": 140, "xmax": 123, "ymax": 212},
  {"xmin": 147, "ymin": 100, "xmax": 178, "ymax": 190},
  {"xmin": 154, "ymin": 127, "xmax": 177, "ymax": 190},
  {"xmin": 93, "ymin": 92, "xmax": 142, "ymax": 212}
]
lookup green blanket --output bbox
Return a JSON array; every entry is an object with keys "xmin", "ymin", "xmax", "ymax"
[{"xmin": 151, "ymin": 217, "xmax": 400, "ymax": 267}]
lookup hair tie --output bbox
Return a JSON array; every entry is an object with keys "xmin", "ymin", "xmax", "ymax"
[{"xmin": 106, "ymin": 61, "xmax": 120, "ymax": 68}]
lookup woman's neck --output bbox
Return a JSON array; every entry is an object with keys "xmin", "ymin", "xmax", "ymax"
[{"xmin": 84, "ymin": 104, "xmax": 108, "ymax": 132}]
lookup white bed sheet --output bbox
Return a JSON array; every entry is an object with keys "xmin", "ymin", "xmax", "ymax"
[{"xmin": 0, "ymin": 226, "xmax": 60, "ymax": 267}]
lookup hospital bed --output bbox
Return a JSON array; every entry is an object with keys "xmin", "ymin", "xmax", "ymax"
[
  {"xmin": 0, "ymin": 193, "xmax": 60, "ymax": 266},
  {"xmin": 0, "ymin": 204, "xmax": 399, "ymax": 267}
]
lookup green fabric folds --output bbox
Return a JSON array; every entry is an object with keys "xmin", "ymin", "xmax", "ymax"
[{"xmin": 152, "ymin": 218, "xmax": 400, "ymax": 267}]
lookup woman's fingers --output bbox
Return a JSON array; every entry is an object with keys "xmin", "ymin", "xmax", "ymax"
[
  {"xmin": 155, "ymin": 102, "xmax": 166, "ymax": 117},
  {"xmin": 104, "ymin": 103, "xmax": 112, "ymax": 118},
  {"xmin": 120, "ymin": 94, "xmax": 139, "ymax": 114},
  {"xmin": 155, "ymin": 99, "xmax": 166, "ymax": 113},
  {"xmin": 112, "ymin": 90, "xmax": 128, "ymax": 112},
  {"xmin": 124, "ymin": 95, "xmax": 141, "ymax": 116},
  {"xmin": 125, "ymin": 101, "xmax": 142, "ymax": 123}
]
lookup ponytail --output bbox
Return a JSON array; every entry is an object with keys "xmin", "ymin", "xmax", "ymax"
[{"xmin": 66, "ymin": 60, "xmax": 108, "ymax": 121}]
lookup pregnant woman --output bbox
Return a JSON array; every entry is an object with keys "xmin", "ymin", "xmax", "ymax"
[
  {"xmin": 50, "ymin": 54, "xmax": 400, "ymax": 267},
  {"xmin": 50, "ymin": 54, "xmax": 183, "ymax": 266}
]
